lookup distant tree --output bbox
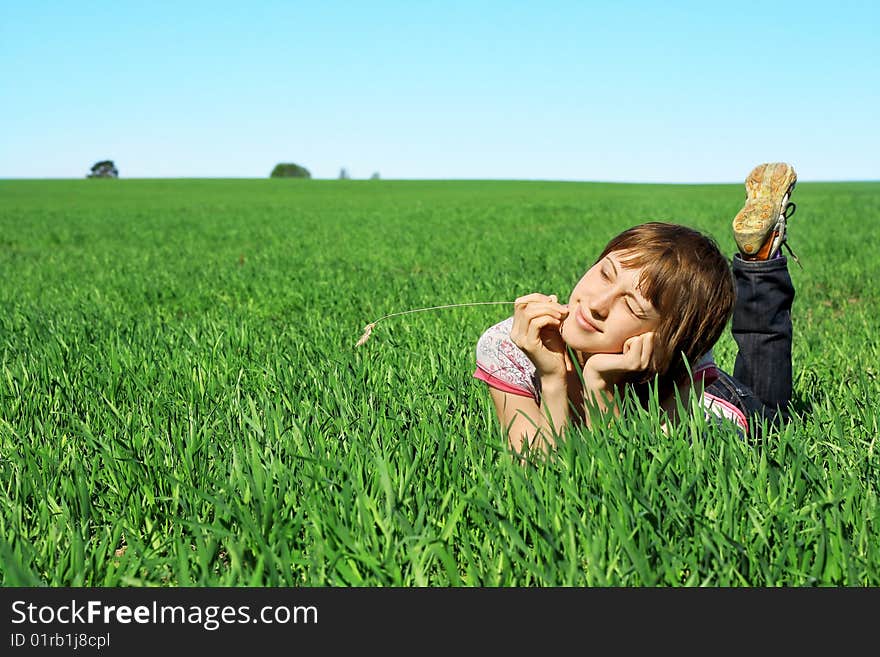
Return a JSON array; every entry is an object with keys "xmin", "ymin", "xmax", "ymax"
[
  {"xmin": 338, "ymin": 168, "xmax": 350, "ymax": 180},
  {"xmin": 370, "ymin": 172, "xmax": 380, "ymax": 180},
  {"xmin": 87, "ymin": 160, "xmax": 118, "ymax": 178},
  {"xmin": 270, "ymin": 163, "xmax": 311, "ymax": 178}
]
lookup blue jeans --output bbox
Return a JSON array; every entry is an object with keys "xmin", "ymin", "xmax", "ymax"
[{"xmin": 705, "ymin": 254, "xmax": 794, "ymax": 433}]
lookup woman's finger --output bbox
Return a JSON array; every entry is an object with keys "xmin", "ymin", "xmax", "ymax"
[
  {"xmin": 525, "ymin": 313, "xmax": 562, "ymax": 344},
  {"xmin": 641, "ymin": 332, "xmax": 654, "ymax": 369},
  {"xmin": 514, "ymin": 292, "xmax": 553, "ymax": 306},
  {"xmin": 514, "ymin": 293, "xmax": 566, "ymax": 312},
  {"xmin": 622, "ymin": 332, "xmax": 654, "ymax": 370},
  {"xmin": 520, "ymin": 303, "xmax": 567, "ymax": 321},
  {"xmin": 512, "ymin": 314, "xmax": 562, "ymax": 352}
]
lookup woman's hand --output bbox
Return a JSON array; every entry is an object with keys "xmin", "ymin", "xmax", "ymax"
[
  {"xmin": 582, "ymin": 332, "xmax": 656, "ymax": 411},
  {"xmin": 584, "ymin": 331, "xmax": 655, "ymax": 384},
  {"xmin": 509, "ymin": 293, "xmax": 571, "ymax": 381}
]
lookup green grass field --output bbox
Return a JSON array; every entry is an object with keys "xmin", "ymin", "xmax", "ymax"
[{"xmin": 1, "ymin": 178, "xmax": 878, "ymax": 586}]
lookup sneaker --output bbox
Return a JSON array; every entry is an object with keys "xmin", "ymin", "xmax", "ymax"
[{"xmin": 732, "ymin": 162, "xmax": 799, "ymax": 262}]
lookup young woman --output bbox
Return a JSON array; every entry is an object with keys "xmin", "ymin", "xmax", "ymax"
[{"xmin": 474, "ymin": 162, "xmax": 798, "ymax": 453}]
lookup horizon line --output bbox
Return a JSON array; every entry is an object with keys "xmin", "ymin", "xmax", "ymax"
[{"xmin": 1, "ymin": 176, "xmax": 878, "ymax": 184}]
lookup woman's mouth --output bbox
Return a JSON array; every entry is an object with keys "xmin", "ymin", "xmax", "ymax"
[{"xmin": 575, "ymin": 305, "xmax": 600, "ymax": 332}]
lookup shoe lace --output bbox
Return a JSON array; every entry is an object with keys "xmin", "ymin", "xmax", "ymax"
[{"xmin": 780, "ymin": 202, "xmax": 802, "ymax": 268}]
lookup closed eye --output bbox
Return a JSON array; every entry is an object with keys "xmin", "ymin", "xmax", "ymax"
[
  {"xmin": 606, "ymin": 257, "xmax": 651, "ymax": 318},
  {"xmin": 626, "ymin": 301, "xmax": 648, "ymax": 319}
]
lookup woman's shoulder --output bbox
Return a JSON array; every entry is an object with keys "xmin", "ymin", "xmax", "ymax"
[
  {"xmin": 475, "ymin": 317, "xmax": 524, "ymax": 369},
  {"xmin": 478, "ymin": 316, "xmax": 515, "ymax": 340},
  {"xmin": 474, "ymin": 317, "xmax": 539, "ymax": 400}
]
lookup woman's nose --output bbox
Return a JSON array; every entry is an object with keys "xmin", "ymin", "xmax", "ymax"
[{"xmin": 588, "ymin": 289, "xmax": 613, "ymax": 319}]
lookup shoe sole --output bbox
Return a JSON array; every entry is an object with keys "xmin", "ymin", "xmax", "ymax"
[{"xmin": 732, "ymin": 162, "xmax": 797, "ymax": 256}]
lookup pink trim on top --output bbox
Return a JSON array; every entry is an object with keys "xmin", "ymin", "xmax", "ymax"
[
  {"xmin": 702, "ymin": 392, "xmax": 749, "ymax": 431},
  {"xmin": 473, "ymin": 366, "xmax": 534, "ymax": 399},
  {"xmin": 475, "ymin": 363, "xmax": 720, "ymax": 398}
]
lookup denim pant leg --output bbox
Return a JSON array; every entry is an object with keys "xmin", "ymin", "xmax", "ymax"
[{"xmin": 730, "ymin": 254, "xmax": 795, "ymax": 425}]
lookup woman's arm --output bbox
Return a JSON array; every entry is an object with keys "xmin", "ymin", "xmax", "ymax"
[
  {"xmin": 489, "ymin": 375, "xmax": 570, "ymax": 453},
  {"xmin": 494, "ymin": 293, "xmax": 573, "ymax": 453}
]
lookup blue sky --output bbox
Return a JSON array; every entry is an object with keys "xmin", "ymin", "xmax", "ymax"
[{"xmin": 2, "ymin": 1, "xmax": 877, "ymax": 182}]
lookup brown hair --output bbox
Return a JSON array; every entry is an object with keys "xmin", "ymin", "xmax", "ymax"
[{"xmin": 596, "ymin": 222, "xmax": 735, "ymax": 393}]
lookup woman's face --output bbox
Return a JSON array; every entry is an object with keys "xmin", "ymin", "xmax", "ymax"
[{"xmin": 560, "ymin": 251, "xmax": 660, "ymax": 355}]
